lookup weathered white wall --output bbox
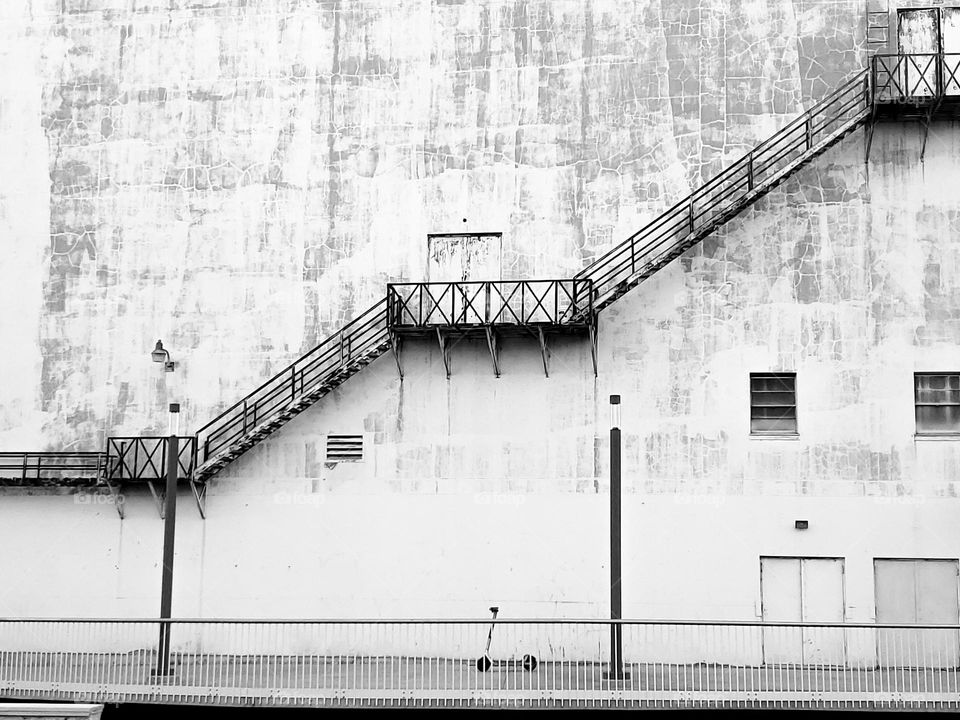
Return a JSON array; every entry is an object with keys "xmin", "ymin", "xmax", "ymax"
[
  {"xmin": 3, "ymin": 123, "xmax": 960, "ymax": 626},
  {"xmin": 0, "ymin": 0, "xmax": 866, "ymax": 449}
]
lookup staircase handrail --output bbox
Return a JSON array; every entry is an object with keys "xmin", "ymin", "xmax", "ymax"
[
  {"xmin": 196, "ymin": 298, "xmax": 389, "ymax": 465},
  {"xmin": 575, "ymin": 68, "xmax": 870, "ymax": 307}
]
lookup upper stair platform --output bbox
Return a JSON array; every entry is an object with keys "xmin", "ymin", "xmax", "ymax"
[
  {"xmin": 386, "ymin": 279, "xmax": 596, "ymax": 378},
  {"xmin": 871, "ymin": 52, "xmax": 960, "ymax": 120}
]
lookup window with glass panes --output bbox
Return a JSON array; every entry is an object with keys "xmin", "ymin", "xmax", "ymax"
[
  {"xmin": 750, "ymin": 373, "xmax": 797, "ymax": 435},
  {"xmin": 915, "ymin": 373, "xmax": 960, "ymax": 435}
]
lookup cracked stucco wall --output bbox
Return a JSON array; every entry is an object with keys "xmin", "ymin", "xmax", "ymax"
[{"xmin": 0, "ymin": 0, "xmax": 865, "ymax": 450}]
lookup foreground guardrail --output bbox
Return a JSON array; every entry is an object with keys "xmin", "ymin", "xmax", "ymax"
[{"xmin": 1, "ymin": 618, "xmax": 959, "ymax": 709}]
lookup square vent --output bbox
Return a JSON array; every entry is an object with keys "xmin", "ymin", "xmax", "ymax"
[{"xmin": 326, "ymin": 434, "xmax": 364, "ymax": 462}]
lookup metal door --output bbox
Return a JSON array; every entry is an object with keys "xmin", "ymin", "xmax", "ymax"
[
  {"xmin": 801, "ymin": 558, "xmax": 847, "ymax": 664},
  {"xmin": 761, "ymin": 557, "xmax": 803, "ymax": 664},
  {"xmin": 942, "ymin": 8, "xmax": 960, "ymax": 95},
  {"xmin": 426, "ymin": 233, "xmax": 502, "ymax": 324},
  {"xmin": 899, "ymin": 8, "xmax": 940, "ymax": 97},
  {"xmin": 875, "ymin": 559, "xmax": 959, "ymax": 668},
  {"xmin": 761, "ymin": 557, "xmax": 846, "ymax": 665}
]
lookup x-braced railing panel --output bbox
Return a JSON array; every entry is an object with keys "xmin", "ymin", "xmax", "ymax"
[
  {"xmin": 872, "ymin": 53, "xmax": 960, "ymax": 104},
  {"xmin": 576, "ymin": 70, "xmax": 870, "ymax": 311},
  {"xmin": 105, "ymin": 436, "xmax": 195, "ymax": 482},
  {"xmin": 104, "ymin": 436, "xmax": 200, "ymax": 518},
  {"xmin": 386, "ymin": 280, "xmax": 595, "ymax": 329},
  {"xmin": 0, "ymin": 452, "xmax": 104, "ymax": 484},
  {"xmin": 195, "ymin": 299, "xmax": 390, "ymax": 469}
]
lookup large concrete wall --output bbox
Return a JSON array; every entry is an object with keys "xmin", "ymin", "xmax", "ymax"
[
  {"xmin": 3, "ymin": 123, "xmax": 960, "ymax": 624},
  {"xmin": 0, "ymin": 0, "xmax": 866, "ymax": 450}
]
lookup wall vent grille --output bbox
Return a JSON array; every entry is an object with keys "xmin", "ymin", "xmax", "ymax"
[{"xmin": 326, "ymin": 434, "xmax": 363, "ymax": 462}]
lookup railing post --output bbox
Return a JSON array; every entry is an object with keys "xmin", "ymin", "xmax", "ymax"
[
  {"xmin": 485, "ymin": 282, "xmax": 491, "ymax": 324},
  {"xmin": 242, "ymin": 399, "xmax": 248, "ymax": 435},
  {"xmin": 688, "ymin": 200, "xmax": 695, "ymax": 235},
  {"xmin": 291, "ymin": 366, "xmax": 296, "ymax": 401},
  {"xmin": 805, "ymin": 114, "xmax": 813, "ymax": 150},
  {"xmin": 747, "ymin": 151, "xmax": 755, "ymax": 191}
]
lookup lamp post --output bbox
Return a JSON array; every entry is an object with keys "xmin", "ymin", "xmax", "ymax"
[
  {"xmin": 151, "ymin": 340, "xmax": 179, "ymax": 677},
  {"xmin": 608, "ymin": 394, "xmax": 624, "ymax": 679}
]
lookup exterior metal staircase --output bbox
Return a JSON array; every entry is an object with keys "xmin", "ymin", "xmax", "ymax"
[
  {"xmin": 577, "ymin": 69, "xmax": 871, "ymax": 311},
  {"xmin": 3, "ymin": 55, "xmax": 950, "ymax": 497},
  {"xmin": 193, "ymin": 300, "xmax": 390, "ymax": 481}
]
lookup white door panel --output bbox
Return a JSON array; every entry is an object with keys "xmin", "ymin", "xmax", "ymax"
[
  {"xmin": 801, "ymin": 558, "xmax": 845, "ymax": 665},
  {"xmin": 762, "ymin": 557, "xmax": 845, "ymax": 665}
]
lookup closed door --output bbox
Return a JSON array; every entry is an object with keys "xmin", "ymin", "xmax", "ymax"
[
  {"xmin": 875, "ymin": 559, "xmax": 959, "ymax": 668},
  {"xmin": 426, "ymin": 234, "xmax": 501, "ymax": 282},
  {"xmin": 899, "ymin": 8, "xmax": 939, "ymax": 96},
  {"xmin": 426, "ymin": 234, "xmax": 502, "ymax": 324},
  {"xmin": 761, "ymin": 557, "xmax": 846, "ymax": 665},
  {"xmin": 942, "ymin": 9, "xmax": 960, "ymax": 95}
]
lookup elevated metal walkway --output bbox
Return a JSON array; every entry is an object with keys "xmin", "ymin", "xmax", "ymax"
[
  {"xmin": 386, "ymin": 279, "xmax": 596, "ymax": 378},
  {"xmin": 866, "ymin": 53, "xmax": 960, "ymax": 161},
  {"xmin": 4, "ymin": 56, "xmax": 956, "ymax": 500}
]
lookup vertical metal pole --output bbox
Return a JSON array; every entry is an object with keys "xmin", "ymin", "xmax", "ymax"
[
  {"xmin": 609, "ymin": 394, "xmax": 623, "ymax": 679},
  {"xmin": 157, "ymin": 411, "xmax": 179, "ymax": 677}
]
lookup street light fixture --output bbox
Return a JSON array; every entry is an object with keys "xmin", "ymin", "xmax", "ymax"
[{"xmin": 151, "ymin": 340, "xmax": 176, "ymax": 372}]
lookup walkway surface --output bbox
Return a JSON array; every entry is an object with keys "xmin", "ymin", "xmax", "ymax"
[{"xmin": 3, "ymin": 652, "xmax": 959, "ymax": 709}]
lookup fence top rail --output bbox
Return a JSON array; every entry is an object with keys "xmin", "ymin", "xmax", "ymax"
[{"xmin": 1, "ymin": 617, "xmax": 959, "ymax": 629}]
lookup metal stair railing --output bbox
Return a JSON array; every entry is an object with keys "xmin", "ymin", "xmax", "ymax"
[
  {"xmin": 386, "ymin": 279, "xmax": 595, "ymax": 328},
  {"xmin": 0, "ymin": 452, "xmax": 104, "ymax": 484},
  {"xmin": 1, "ymin": 70, "xmax": 882, "ymax": 486},
  {"xmin": 872, "ymin": 52, "xmax": 960, "ymax": 103},
  {"xmin": 576, "ymin": 69, "xmax": 871, "ymax": 311},
  {"xmin": 195, "ymin": 299, "xmax": 390, "ymax": 470}
]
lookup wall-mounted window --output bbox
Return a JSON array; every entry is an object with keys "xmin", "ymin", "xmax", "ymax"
[
  {"xmin": 750, "ymin": 373, "xmax": 797, "ymax": 436},
  {"xmin": 326, "ymin": 434, "xmax": 364, "ymax": 462},
  {"xmin": 915, "ymin": 373, "xmax": 960, "ymax": 435}
]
